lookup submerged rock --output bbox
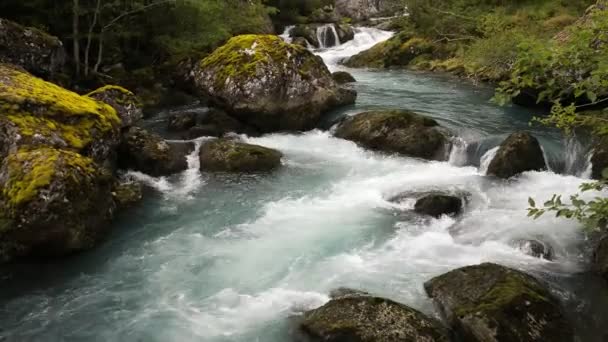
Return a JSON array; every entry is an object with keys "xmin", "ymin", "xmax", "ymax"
[
  {"xmin": 0, "ymin": 64, "xmax": 121, "ymax": 164},
  {"xmin": 168, "ymin": 112, "xmax": 197, "ymax": 132},
  {"xmin": 199, "ymin": 139, "xmax": 282, "ymax": 172},
  {"xmin": 0, "ymin": 148, "xmax": 114, "ymax": 261},
  {"xmin": 332, "ymin": 71, "xmax": 356, "ymax": 84},
  {"xmin": 516, "ymin": 239, "xmax": 555, "ymax": 260},
  {"xmin": 299, "ymin": 294, "xmax": 450, "ymax": 342},
  {"xmin": 335, "ymin": 110, "xmax": 451, "ymax": 160},
  {"xmin": 86, "ymin": 85, "xmax": 143, "ymax": 128},
  {"xmin": 193, "ymin": 34, "xmax": 355, "ymax": 132},
  {"xmin": 0, "ymin": 18, "xmax": 65, "ymax": 78},
  {"xmin": 415, "ymin": 194, "xmax": 463, "ymax": 218},
  {"xmin": 425, "ymin": 263, "xmax": 574, "ymax": 342},
  {"xmin": 118, "ymin": 126, "xmax": 193, "ymax": 176},
  {"xmin": 487, "ymin": 132, "xmax": 547, "ymax": 179}
]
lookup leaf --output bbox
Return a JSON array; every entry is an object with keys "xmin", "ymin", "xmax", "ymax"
[{"xmin": 528, "ymin": 197, "xmax": 536, "ymax": 207}]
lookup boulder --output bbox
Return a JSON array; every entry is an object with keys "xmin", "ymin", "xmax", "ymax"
[
  {"xmin": 199, "ymin": 139, "xmax": 282, "ymax": 172},
  {"xmin": 336, "ymin": 24, "xmax": 355, "ymax": 43},
  {"xmin": 299, "ymin": 294, "xmax": 450, "ymax": 342},
  {"xmin": 0, "ymin": 64, "xmax": 121, "ymax": 164},
  {"xmin": 168, "ymin": 112, "xmax": 197, "ymax": 132},
  {"xmin": 425, "ymin": 263, "xmax": 574, "ymax": 342},
  {"xmin": 192, "ymin": 34, "xmax": 355, "ymax": 132},
  {"xmin": 345, "ymin": 32, "xmax": 437, "ymax": 68},
  {"xmin": 335, "ymin": 110, "xmax": 451, "ymax": 160},
  {"xmin": 290, "ymin": 25, "xmax": 320, "ymax": 48},
  {"xmin": 590, "ymin": 138, "xmax": 608, "ymax": 180},
  {"xmin": 335, "ymin": 0, "xmax": 404, "ymax": 21},
  {"xmin": 112, "ymin": 178, "xmax": 143, "ymax": 210},
  {"xmin": 185, "ymin": 108, "xmax": 259, "ymax": 139},
  {"xmin": 332, "ymin": 71, "xmax": 356, "ymax": 84},
  {"xmin": 0, "ymin": 18, "xmax": 65, "ymax": 78},
  {"xmin": 0, "ymin": 148, "xmax": 114, "ymax": 261},
  {"xmin": 593, "ymin": 236, "xmax": 608, "ymax": 282},
  {"xmin": 292, "ymin": 37, "xmax": 310, "ymax": 48},
  {"xmin": 86, "ymin": 85, "xmax": 143, "ymax": 128},
  {"xmin": 415, "ymin": 194, "xmax": 463, "ymax": 218},
  {"xmin": 118, "ymin": 126, "xmax": 193, "ymax": 176},
  {"xmin": 486, "ymin": 132, "xmax": 547, "ymax": 179},
  {"xmin": 516, "ymin": 239, "xmax": 554, "ymax": 260}
]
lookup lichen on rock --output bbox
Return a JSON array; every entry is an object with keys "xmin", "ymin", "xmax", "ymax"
[{"xmin": 86, "ymin": 85, "xmax": 143, "ymax": 128}]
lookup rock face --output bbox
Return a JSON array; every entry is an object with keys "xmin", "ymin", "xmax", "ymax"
[
  {"xmin": 192, "ymin": 34, "xmax": 355, "ymax": 132},
  {"xmin": 299, "ymin": 294, "xmax": 450, "ymax": 342},
  {"xmin": 345, "ymin": 32, "xmax": 437, "ymax": 68},
  {"xmin": 486, "ymin": 132, "xmax": 547, "ymax": 179},
  {"xmin": 425, "ymin": 263, "xmax": 574, "ymax": 342},
  {"xmin": 0, "ymin": 64, "xmax": 121, "ymax": 164},
  {"xmin": 0, "ymin": 148, "xmax": 114, "ymax": 261},
  {"xmin": 415, "ymin": 194, "xmax": 463, "ymax": 218},
  {"xmin": 199, "ymin": 139, "xmax": 282, "ymax": 172},
  {"xmin": 332, "ymin": 71, "xmax": 356, "ymax": 84},
  {"xmin": 118, "ymin": 126, "xmax": 193, "ymax": 176},
  {"xmin": 0, "ymin": 18, "xmax": 65, "ymax": 78},
  {"xmin": 593, "ymin": 236, "xmax": 608, "ymax": 282},
  {"xmin": 335, "ymin": 110, "xmax": 450, "ymax": 160},
  {"xmin": 335, "ymin": 0, "xmax": 404, "ymax": 21},
  {"xmin": 86, "ymin": 86, "xmax": 143, "ymax": 128}
]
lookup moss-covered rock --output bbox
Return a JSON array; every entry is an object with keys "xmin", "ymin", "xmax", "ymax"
[
  {"xmin": 332, "ymin": 71, "xmax": 357, "ymax": 84},
  {"xmin": 112, "ymin": 178, "xmax": 143, "ymax": 210},
  {"xmin": 335, "ymin": 110, "xmax": 451, "ymax": 160},
  {"xmin": 336, "ymin": 23, "xmax": 355, "ymax": 43},
  {"xmin": 424, "ymin": 263, "xmax": 574, "ymax": 342},
  {"xmin": 193, "ymin": 34, "xmax": 355, "ymax": 132},
  {"xmin": 0, "ymin": 64, "xmax": 121, "ymax": 164},
  {"xmin": 199, "ymin": 139, "xmax": 282, "ymax": 172},
  {"xmin": 486, "ymin": 132, "xmax": 547, "ymax": 179},
  {"xmin": 0, "ymin": 147, "xmax": 114, "ymax": 261},
  {"xmin": 299, "ymin": 294, "xmax": 450, "ymax": 342},
  {"xmin": 86, "ymin": 85, "xmax": 143, "ymax": 128},
  {"xmin": 345, "ymin": 32, "xmax": 439, "ymax": 68},
  {"xmin": 0, "ymin": 18, "xmax": 65, "ymax": 78},
  {"xmin": 118, "ymin": 126, "xmax": 193, "ymax": 176}
]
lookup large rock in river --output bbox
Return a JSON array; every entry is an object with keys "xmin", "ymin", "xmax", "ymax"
[
  {"xmin": 0, "ymin": 148, "xmax": 115, "ymax": 261},
  {"xmin": 0, "ymin": 18, "xmax": 65, "ymax": 78},
  {"xmin": 345, "ymin": 32, "xmax": 437, "ymax": 68},
  {"xmin": 335, "ymin": 110, "xmax": 451, "ymax": 160},
  {"xmin": 299, "ymin": 293, "xmax": 450, "ymax": 342},
  {"xmin": 199, "ymin": 139, "xmax": 282, "ymax": 172},
  {"xmin": 486, "ymin": 132, "xmax": 547, "ymax": 179},
  {"xmin": 0, "ymin": 63, "xmax": 121, "ymax": 164},
  {"xmin": 86, "ymin": 85, "xmax": 143, "ymax": 128},
  {"xmin": 192, "ymin": 34, "xmax": 355, "ymax": 132},
  {"xmin": 425, "ymin": 263, "xmax": 574, "ymax": 342},
  {"xmin": 415, "ymin": 194, "xmax": 463, "ymax": 218}
]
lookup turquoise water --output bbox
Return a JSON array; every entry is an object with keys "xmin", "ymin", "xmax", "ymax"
[{"xmin": 0, "ymin": 28, "xmax": 604, "ymax": 341}]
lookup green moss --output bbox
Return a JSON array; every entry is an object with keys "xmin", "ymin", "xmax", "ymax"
[
  {"xmin": 85, "ymin": 85, "xmax": 134, "ymax": 98},
  {"xmin": 199, "ymin": 34, "xmax": 314, "ymax": 89},
  {"xmin": 2, "ymin": 148, "xmax": 96, "ymax": 208},
  {"xmin": 0, "ymin": 64, "xmax": 121, "ymax": 150}
]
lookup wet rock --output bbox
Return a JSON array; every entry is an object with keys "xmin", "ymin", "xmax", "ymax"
[
  {"xmin": 345, "ymin": 32, "xmax": 437, "ymax": 68},
  {"xmin": 593, "ymin": 236, "xmax": 608, "ymax": 283},
  {"xmin": 0, "ymin": 18, "xmax": 65, "ymax": 78},
  {"xmin": 199, "ymin": 138, "xmax": 282, "ymax": 172},
  {"xmin": 591, "ymin": 138, "xmax": 608, "ymax": 180},
  {"xmin": 336, "ymin": 23, "xmax": 355, "ymax": 43},
  {"xmin": 415, "ymin": 194, "xmax": 463, "ymax": 218},
  {"xmin": 299, "ymin": 295, "xmax": 450, "ymax": 342},
  {"xmin": 86, "ymin": 85, "xmax": 143, "ymax": 128},
  {"xmin": 0, "ymin": 148, "xmax": 115, "ymax": 262},
  {"xmin": 332, "ymin": 71, "xmax": 356, "ymax": 84},
  {"xmin": 112, "ymin": 178, "xmax": 143, "ymax": 210},
  {"xmin": 425, "ymin": 263, "xmax": 574, "ymax": 342},
  {"xmin": 0, "ymin": 64, "xmax": 121, "ymax": 164},
  {"xmin": 193, "ymin": 35, "xmax": 355, "ymax": 132},
  {"xmin": 292, "ymin": 37, "xmax": 310, "ymax": 48},
  {"xmin": 168, "ymin": 112, "xmax": 197, "ymax": 132},
  {"xmin": 516, "ymin": 239, "xmax": 555, "ymax": 260},
  {"xmin": 335, "ymin": 110, "xmax": 451, "ymax": 160},
  {"xmin": 118, "ymin": 126, "xmax": 193, "ymax": 176},
  {"xmin": 290, "ymin": 25, "xmax": 320, "ymax": 47},
  {"xmin": 328, "ymin": 287, "xmax": 372, "ymax": 299},
  {"xmin": 487, "ymin": 132, "xmax": 547, "ymax": 179}
]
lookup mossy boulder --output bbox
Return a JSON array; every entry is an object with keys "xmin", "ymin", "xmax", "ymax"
[
  {"xmin": 424, "ymin": 263, "xmax": 574, "ymax": 342},
  {"xmin": 199, "ymin": 139, "xmax": 282, "ymax": 172},
  {"xmin": 193, "ymin": 34, "xmax": 355, "ymax": 132},
  {"xmin": 86, "ymin": 85, "xmax": 143, "ymax": 128},
  {"xmin": 0, "ymin": 18, "xmax": 65, "ymax": 78},
  {"xmin": 0, "ymin": 64, "xmax": 121, "ymax": 164},
  {"xmin": 299, "ymin": 294, "xmax": 450, "ymax": 342},
  {"xmin": 486, "ymin": 132, "xmax": 547, "ymax": 179},
  {"xmin": 336, "ymin": 23, "xmax": 355, "ymax": 43},
  {"xmin": 0, "ymin": 148, "xmax": 115, "ymax": 261},
  {"xmin": 345, "ymin": 32, "xmax": 438, "ymax": 68},
  {"xmin": 335, "ymin": 110, "xmax": 451, "ymax": 161},
  {"xmin": 415, "ymin": 194, "xmax": 463, "ymax": 218},
  {"xmin": 118, "ymin": 126, "xmax": 193, "ymax": 176},
  {"xmin": 332, "ymin": 71, "xmax": 356, "ymax": 84},
  {"xmin": 112, "ymin": 178, "xmax": 143, "ymax": 210}
]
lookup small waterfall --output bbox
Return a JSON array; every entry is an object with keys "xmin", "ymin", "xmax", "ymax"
[
  {"xmin": 316, "ymin": 24, "xmax": 341, "ymax": 48},
  {"xmin": 564, "ymin": 135, "xmax": 592, "ymax": 177},
  {"xmin": 448, "ymin": 137, "xmax": 469, "ymax": 167},
  {"xmin": 479, "ymin": 147, "xmax": 499, "ymax": 174},
  {"xmin": 279, "ymin": 25, "xmax": 295, "ymax": 43}
]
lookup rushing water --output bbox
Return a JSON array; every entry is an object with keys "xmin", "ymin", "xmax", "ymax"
[{"xmin": 1, "ymin": 27, "xmax": 606, "ymax": 342}]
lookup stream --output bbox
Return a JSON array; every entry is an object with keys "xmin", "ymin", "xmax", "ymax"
[{"xmin": 0, "ymin": 27, "xmax": 606, "ymax": 342}]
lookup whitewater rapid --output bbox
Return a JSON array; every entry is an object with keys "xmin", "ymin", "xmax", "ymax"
[{"xmin": 0, "ymin": 26, "xmax": 603, "ymax": 342}]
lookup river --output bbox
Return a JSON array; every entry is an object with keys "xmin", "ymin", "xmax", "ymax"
[{"xmin": 0, "ymin": 27, "xmax": 606, "ymax": 342}]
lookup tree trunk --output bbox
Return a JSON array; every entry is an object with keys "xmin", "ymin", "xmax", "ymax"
[
  {"xmin": 84, "ymin": 0, "xmax": 102, "ymax": 77},
  {"xmin": 94, "ymin": 33, "xmax": 104, "ymax": 73},
  {"xmin": 73, "ymin": 0, "xmax": 80, "ymax": 77}
]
